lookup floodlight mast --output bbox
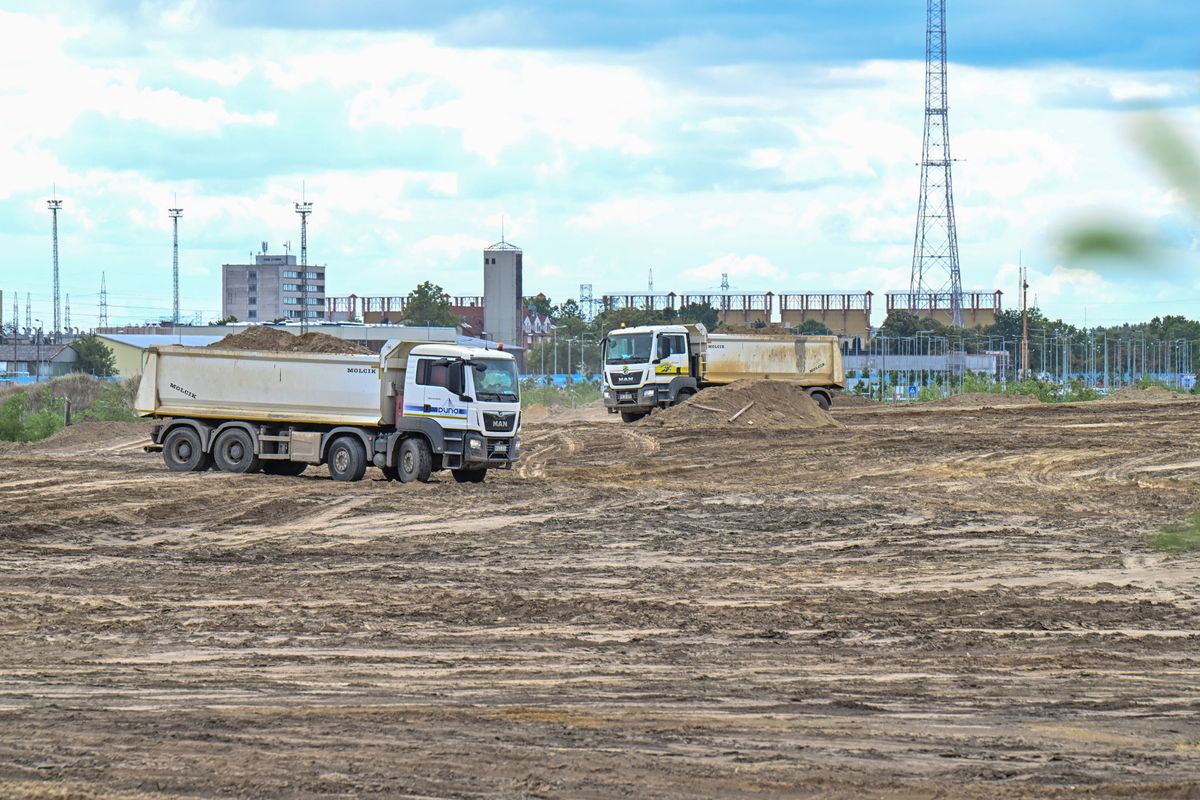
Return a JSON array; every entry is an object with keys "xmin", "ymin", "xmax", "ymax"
[
  {"xmin": 169, "ymin": 206, "xmax": 183, "ymax": 325},
  {"xmin": 295, "ymin": 199, "xmax": 313, "ymax": 334}
]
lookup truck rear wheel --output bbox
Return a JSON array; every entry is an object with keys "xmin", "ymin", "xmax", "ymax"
[
  {"xmin": 452, "ymin": 468, "xmax": 487, "ymax": 484},
  {"xmin": 162, "ymin": 427, "xmax": 210, "ymax": 472},
  {"xmin": 397, "ymin": 438, "xmax": 433, "ymax": 483},
  {"xmin": 213, "ymin": 428, "xmax": 260, "ymax": 474},
  {"xmin": 620, "ymin": 410, "xmax": 646, "ymax": 423},
  {"xmin": 327, "ymin": 436, "xmax": 367, "ymax": 482},
  {"xmin": 809, "ymin": 391, "xmax": 832, "ymax": 411}
]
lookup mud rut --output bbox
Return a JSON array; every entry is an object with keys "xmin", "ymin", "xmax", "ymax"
[{"xmin": 1, "ymin": 401, "xmax": 1199, "ymax": 798}]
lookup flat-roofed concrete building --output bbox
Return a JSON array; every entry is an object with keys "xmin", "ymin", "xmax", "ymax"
[{"xmin": 222, "ymin": 253, "xmax": 326, "ymax": 323}]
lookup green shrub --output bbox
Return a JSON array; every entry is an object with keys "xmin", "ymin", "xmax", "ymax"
[{"xmin": 521, "ymin": 378, "xmax": 601, "ymax": 409}]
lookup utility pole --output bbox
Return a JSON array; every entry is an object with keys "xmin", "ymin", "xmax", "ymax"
[
  {"xmin": 169, "ymin": 205, "xmax": 183, "ymax": 326},
  {"xmin": 1020, "ymin": 257, "xmax": 1029, "ymax": 380}
]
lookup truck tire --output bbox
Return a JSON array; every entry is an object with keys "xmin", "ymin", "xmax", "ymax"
[
  {"xmin": 213, "ymin": 428, "xmax": 260, "ymax": 474},
  {"xmin": 381, "ymin": 463, "xmax": 399, "ymax": 481},
  {"xmin": 452, "ymin": 468, "xmax": 487, "ymax": 484},
  {"xmin": 674, "ymin": 389, "xmax": 695, "ymax": 406},
  {"xmin": 262, "ymin": 461, "xmax": 308, "ymax": 477},
  {"xmin": 162, "ymin": 427, "xmax": 210, "ymax": 472},
  {"xmin": 809, "ymin": 391, "xmax": 832, "ymax": 411},
  {"xmin": 397, "ymin": 437, "xmax": 433, "ymax": 483},
  {"xmin": 327, "ymin": 436, "xmax": 367, "ymax": 482},
  {"xmin": 620, "ymin": 410, "xmax": 646, "ymax": 423}
]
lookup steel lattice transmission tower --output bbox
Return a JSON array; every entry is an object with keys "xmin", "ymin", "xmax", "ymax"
[
  {"xmin": 99, "ymin": 272, "xmax": 109, "ymax": 327},
  {"xmin": 910, "ymin": 0, "xmax": 964, "ymax": 327},
  {"xmin": 579, "ymin": 283, "xmax": 593, "ymax": 321},
  {"xmin": 48, "ymin": 198, "xmax": 63, "ymax": 337},
  {"xmin": 64, "ymin": 294, "xmax": 71, "ymax": 331},
  {"xmin": 169, "ymin": 206, "xmax": 183, "ymax": 325},
  {"xmin": 295, "ymin": 198, "xmax": 313, "ymax": 334}
]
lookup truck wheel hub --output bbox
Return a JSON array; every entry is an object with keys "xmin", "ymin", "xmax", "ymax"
[{"xmin": 334, "ymin": 451, "xmax": 349, "ymax": 471}]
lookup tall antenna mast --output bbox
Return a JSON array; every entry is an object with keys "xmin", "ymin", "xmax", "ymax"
[
  {"xmin": 100, "ymin": 272, "xmax": 109, "ymax": 327},
  {"xmin": 169, "ymin": 202, "xmax": 183, "ymax": 326},
  {"xmin": 25, "ymin": 292, "xmax": 31, "ymax": 331},
  {"xmin": 65, "ymin": 293, "xmax": 71, "ymax": 331},
  {"xmin": 48, "ymin": 194, "xmax": 63, "ymax": 338},
  {"xmin": 648, "ymin": 267, "xmax": 653, "ymax": 294},
  {"xmin": 295, "ymin": 186, "xmax": 313, "ymax": 334},
  {"xmin": 910, "ymin": 0, "xmax": 964, "ymax": 327}
]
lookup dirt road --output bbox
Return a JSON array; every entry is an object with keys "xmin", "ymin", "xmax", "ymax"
[{"xmin": 1, "ymin": 400, "xmax": 1199, "ymax": 798}]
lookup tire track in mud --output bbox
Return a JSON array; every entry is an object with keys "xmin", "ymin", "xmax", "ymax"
[{"xmin": 3, "ymin": 402, "xmax": 1200, "ymax": 797}]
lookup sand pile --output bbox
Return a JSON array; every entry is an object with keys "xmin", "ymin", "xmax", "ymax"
[
  {"xmin": 925, "ymin": 392, "xmax": 1041, "ymax": 408},
  {"xmin": 207, "ymin": 327, "xmax": 371, "ymax": 355},
  {"xmin": 642, "ymin": 379, "xmax": 840, "ymax": 430},
  {"xmin": 1102, "ymin": 386, "xmax": 1195, "ymax": 403}
]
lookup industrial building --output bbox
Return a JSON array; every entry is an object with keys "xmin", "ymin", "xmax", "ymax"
[
  {"xmin": 885, "ymin": 290, "xmax": 1002, "ymax": 330},
  {"xmin": 324, "ymin": 295, "xmax": 485, "ymax": 333},
  {"xmin": 222, "ymin": 251, "xmax": 326, "ymax": 323}
]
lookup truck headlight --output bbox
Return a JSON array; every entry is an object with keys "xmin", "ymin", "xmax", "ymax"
[
  {"xmin": 602, "ymin": 389, "xmax": 612, "ymax": 399},
  {"xmin": 642, "ymin": 387, "xmax": 656, "ymax": 397},
  {"xmin": 467, "ymin": 436, "xmax": 484, "ymax": 452}
]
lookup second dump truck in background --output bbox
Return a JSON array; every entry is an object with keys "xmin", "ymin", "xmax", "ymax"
[
  {"xmin": 602, "ymin": 323, "xmax": 844, "ymax": 422},
  {"xmin": 136, "ymin": 339, "xmax": 521, "ymax": 483}
]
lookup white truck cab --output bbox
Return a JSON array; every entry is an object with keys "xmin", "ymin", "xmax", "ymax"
[{"xmin": 602, "ymin": 324, "xmax": 703, "ymax": 422}]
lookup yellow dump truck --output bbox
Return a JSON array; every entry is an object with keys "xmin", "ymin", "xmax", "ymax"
[{"xmin": 601, "ymin": 323, "xmax": 844, "ymax": 422}]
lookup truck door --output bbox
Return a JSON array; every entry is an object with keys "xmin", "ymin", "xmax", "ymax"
[
  {"xmin": 409, "ymin": 358, "xmax": 468, "ymax": 430},
  {"xmin": 654, "ymin": 333, "xmax": 690, "ymax": 378}
]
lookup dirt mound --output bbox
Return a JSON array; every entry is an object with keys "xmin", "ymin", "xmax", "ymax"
[
  {"xmin": 1, "ymin": 421, "xmax": 150, "ymax": 454},
  {"xmin": 207, "ymin": 327, "xmax": 371, "ymax": 355},
  {"xmin": 1102, "ymin": 385, "xmax": 1196, "ymax": 403},
  {"xmin": 926, "ymin": 392, "xmax": 1040, "ymax": 408},
  {"xmin": 642, "ymin": 379, "xmax": 840, "ymax": 430}
]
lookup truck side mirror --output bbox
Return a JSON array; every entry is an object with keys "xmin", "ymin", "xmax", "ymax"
[{"xmin": 447, "ymin": 363, "xmax": 465, "ymax": 395}]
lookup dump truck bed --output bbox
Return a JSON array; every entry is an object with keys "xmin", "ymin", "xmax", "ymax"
[
  {"xmin": 703, "ymin": 334, "xmax": 844, "ymax": 387},
  {"xmin": 135, "ymin": 346, "xmax": 390, "ymax": 427}
]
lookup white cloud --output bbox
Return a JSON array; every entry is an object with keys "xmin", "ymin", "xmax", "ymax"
[{"xmin": 684, "ymin": 254, "xmax": 784, "ymax": 285}]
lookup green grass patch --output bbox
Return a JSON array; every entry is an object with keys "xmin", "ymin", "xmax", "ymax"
[{"xmin": 1150, "ymin": 513, "xmax": 1200, "ymax": 553}]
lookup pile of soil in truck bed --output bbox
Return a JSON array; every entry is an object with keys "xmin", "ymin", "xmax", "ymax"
[{"xmin": 207, "ymin": 326, "xmax": 372, "ymax": 355}]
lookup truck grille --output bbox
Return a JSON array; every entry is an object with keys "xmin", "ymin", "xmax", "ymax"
[
  {"xmin": 610, "ymin": 370, "xmax": 643, "ymax": 386},
  {"xmin": 483, "ymin": 411, "xmax": 518, "ymax": 432}
]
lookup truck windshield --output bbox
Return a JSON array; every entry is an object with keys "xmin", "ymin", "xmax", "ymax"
[
  {"xmin": 473, "ymin": 358, "xmax": 520, "ymax": 402},
  {"xmin": 606, "ymin": 333, "xmax": 652, "ymax": 365}
]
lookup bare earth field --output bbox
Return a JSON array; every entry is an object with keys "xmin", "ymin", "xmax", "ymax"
[{"xmin": 2, "ymin": 398, "xmax": 1199, "ymax": 798}]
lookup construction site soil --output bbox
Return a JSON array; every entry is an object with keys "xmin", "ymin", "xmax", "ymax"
[
  {"xmin": 2, "ymin": 397, "xmax": 1200, "ymax": 798},
  {"xmin": 207, "ymin": 327, "xmax": 372, "ymax": 355}
]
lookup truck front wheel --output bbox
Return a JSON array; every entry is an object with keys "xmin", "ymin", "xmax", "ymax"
[
  {"xmin": 620, "ymin": 410, "xmax": 646, "ymax": 423},
  {"xmin": 452, "ymin": 468, "xmax": 487, "ymax": 484},
  {"xmin": 213, "ymin": 428, "xmax": 260, "ymax": 474},
  {"xmin": 163, "ymin": 427, "xmax": 211, "ymax": 472},
  {"xmin": 327, "ymin": 436, "xmax": 367, "ymax": 482},
  {"xmin": 397, "ymin": 438, "xmax": 433, "ymax": 483}
]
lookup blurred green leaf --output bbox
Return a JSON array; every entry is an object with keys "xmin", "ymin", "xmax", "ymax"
[
  {"xmin": 1059, "ymin": 221, "xmax": 1157, "ymax": 262},
  {"xmin": 1130, "ymin": 113, "xmax": 1200, "ymax": 214}
]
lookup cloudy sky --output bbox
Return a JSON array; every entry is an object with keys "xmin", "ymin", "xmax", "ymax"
[{"xmin": 2, "ymin": 0, "xmax": 1199, "ymax": 329}]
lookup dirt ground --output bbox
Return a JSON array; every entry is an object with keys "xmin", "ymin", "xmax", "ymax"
[{"xmin": 2, "ymin": 396, "xmax": 1200, "ymax": 798}]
